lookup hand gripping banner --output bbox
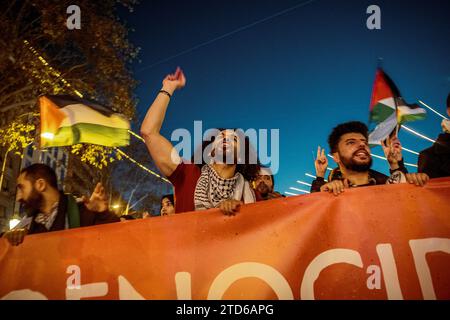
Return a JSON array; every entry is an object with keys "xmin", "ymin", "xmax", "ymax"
[{"xmin": 1, "ymin": 178, "xmax": 449, "ymax": 300}]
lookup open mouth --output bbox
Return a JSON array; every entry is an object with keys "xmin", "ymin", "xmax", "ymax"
[{"xmin": 353, "ymin": 150, "xmax": 369, "ymax": 158}]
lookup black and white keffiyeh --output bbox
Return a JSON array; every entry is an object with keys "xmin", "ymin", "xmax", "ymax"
[
  {"xmin": 194, "ymin": 164, "xmax": 255, "ymax": 210},
  {"xmin": 34, "ymin": 201, "xmax": 59, "ymax": 230}
]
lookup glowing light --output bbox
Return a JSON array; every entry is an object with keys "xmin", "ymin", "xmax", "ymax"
[
  {"xmin": 41, "ymin": 132, "xmax": 55, "ymax": 140},
  {"xmin": 402, "ymin": 147, "xmax": 419, "ymax": 155},
  {"xmin": 285, "ymin": 191, "xmax": 299, "ymax": 196},
  {"xmin": 114, "ymin": 148, "xmax": 171, "ymax": 184},
  {"xmin": 289, "ymin": 187, "xmax": 310, "ymax": 194},
  {"xmin": 128, "ymin": 130, "xmax": 145, "ymax": 142},
  {"xmin": 419, "ymin": 100, "xmax": 447, "ymax": 120},
  {"xmin": 402, "ymin": 125, "xmax": 436, "ymax": 143},
  {"xmin": 9, "ymin": 218, "xmax": 21, "ymax": 230},
  {"xmin": 297, "ymin": 180, "xmax": 312, "ymax": 187}
]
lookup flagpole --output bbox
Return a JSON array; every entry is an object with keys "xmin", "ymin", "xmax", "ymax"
[{"xmin": 376, "ymin": 57, "xmax": 383, "ymax": 69}]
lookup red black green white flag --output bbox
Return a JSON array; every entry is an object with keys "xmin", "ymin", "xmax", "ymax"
[
  {"xmin": 369, "ymin": 68, "xmax": 426, "ymax": 124},
  {"xmin": 39, "ymin": 95, "xmax": 130, "ymax": 148}
]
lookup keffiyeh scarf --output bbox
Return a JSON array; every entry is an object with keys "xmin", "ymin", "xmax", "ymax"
[{"xmin": 194, "ymin": 164, "xmax": 255, "ymax": 210}]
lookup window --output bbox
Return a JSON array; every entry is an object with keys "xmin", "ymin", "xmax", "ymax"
[{"xmin": 46, "ymin": 157, "xmax": 51, "ymax": 166}]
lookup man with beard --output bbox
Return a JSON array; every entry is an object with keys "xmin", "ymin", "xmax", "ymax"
[
  {"xmin": 2, "ymin": 164, "xmax": 119, "ymax": 246},
  {"xmin": 140, "ymin": 67, "xmax": 258, "ymax": 215},
  {"xmin": 253, "ymin": 167, "xmax": 284, "ymax": 201},
  {"xmin": 314, "ymin": 121, "xmax": 429, "ymax": 195}
]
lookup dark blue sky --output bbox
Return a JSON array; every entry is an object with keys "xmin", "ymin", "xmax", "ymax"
[{"xmin": 122, "ymin": 0, "xmax": 450, "ymax": 195}]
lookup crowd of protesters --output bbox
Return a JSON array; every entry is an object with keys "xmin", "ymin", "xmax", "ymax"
[{"xmin": 1, "ymin": 67, "xmax": 448, "ymax": 246}]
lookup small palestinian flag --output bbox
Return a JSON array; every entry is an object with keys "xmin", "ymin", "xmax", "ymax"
[
  {"xmin": 368, "ymin": 111, "xmax": 397, "ymax": 146},
  {"xmin": 39, "ymin": 95, "xmax": 130, "ymax": 148},
  {"xmin": 369, "ymin": 68, "xmax": 426, "ymax": 124}
]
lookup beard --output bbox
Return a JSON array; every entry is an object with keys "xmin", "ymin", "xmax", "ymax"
[
  {"xmin": 256, "ymin": 182, "xmax": 271, "ymax": 195},
  {"xmin": 339, "ymin": 150, "xmax": 373, "ymax": 172},
  {"xmin": 20, "ymin": 187, "xmax": 44, "ymax": 216}
]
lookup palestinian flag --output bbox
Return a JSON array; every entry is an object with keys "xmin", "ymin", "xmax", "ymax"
[
  {"xmin": 39, "ymin": 95, "xmax": 130, "ymax": 148},
  {"xmin": 368, "ymin": 111, "xmax": 398, "ymax": 146},
  {"xmin": 369, "ymin": 68, "xmax": 426, "ymax": 124}
]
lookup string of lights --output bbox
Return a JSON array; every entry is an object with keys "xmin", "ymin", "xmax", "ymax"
[
  {"xmin": 419, "ymin": 100, "xmax": 448, "ymax": 120},
  {"xmin": 114, "ymin": 148, "xmax": 171, "ymax": 184},
  {"xmin": 24, "ymin": 39, "xmax": 171, "ymax": 185}
]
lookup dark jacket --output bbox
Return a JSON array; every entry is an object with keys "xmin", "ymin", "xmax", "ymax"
[
  {"xmin": 310, "ymin": 160, "xmax": 408, "ymax": 193},
  {"xmin": 28, "ymin": 192, "xmax": 119, "ymax": 234},
  {"xmin": 418, "ymin": 133, "xmax": 450, "ymax": 179}
]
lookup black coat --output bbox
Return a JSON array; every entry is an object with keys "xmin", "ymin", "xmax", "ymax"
[
  {"xmin": 418, "ymin": 133, "xmax": 450, "ymax": 179},
  {"xmin": 28, "ymin": 192, "xmax": 120, "ymax": 234}
]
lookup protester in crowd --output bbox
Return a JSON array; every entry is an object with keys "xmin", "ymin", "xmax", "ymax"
[
  {"xmin": 160, "ymin": 194, "xmax": 175, "ymax": 216},
  {"xmin": 142, "ymin": 211, "xmax": 152, "ymax": 219},
  {"xmin": 252, "ymin": 167, "xmax": 284, "ymax": 201},
  {"xmin": 140, "ymin": 67, "xmax": 258, "ymax": 215},
  {"xmin": 418, "ymin": 94, "xmax": 450, "ymax": 178},
  {"xmin": 312, "ymin": 121, "xmax": 429, "ymax": 195},
  {"xmin": 1, "ymin": 164, "xmax": 119, "ymax": 246}
]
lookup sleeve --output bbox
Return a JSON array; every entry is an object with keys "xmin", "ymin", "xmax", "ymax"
[
  {"xmin": 167, "ymin": 162, "xmax": 186, "ymax": 189},
  {"xmin": 79, "ymin": 204, "xmax": 120, "ymax": 226},
  {"xmin": 418, "ymin": 151, "xmax": 430, "ymax": 174},
  {"xmin": 93, "ymin": 210, "xmax": 120, "ymax": 225},
  {"xmin": 310, "ymin": 177, "xmax": 326, "ymax": 193}
]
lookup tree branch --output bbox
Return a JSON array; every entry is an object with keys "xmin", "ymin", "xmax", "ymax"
[{"xmin": 0, "ymin": 98, "xmax": 37, "ymax": 113}]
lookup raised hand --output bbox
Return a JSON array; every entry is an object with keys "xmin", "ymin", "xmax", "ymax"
[
  {"xmin": 381, "ymin": 135, "xmax": 403, "ymax": 169},
  {"xmin": 162, "ymin": 66, "xmax": 186, "ymax": 94},
  {"xmin": 83, "ymin": 182, "xmax": 109, "ymax": 213},
  {"xmin": 314, "ymin": 146, "xmax": 328, "ymax": 178}
]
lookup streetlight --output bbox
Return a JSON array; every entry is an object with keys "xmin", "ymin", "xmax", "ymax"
[{"xmin": 9, "ymin": 217, "xmax": 21, "ymax": 230}]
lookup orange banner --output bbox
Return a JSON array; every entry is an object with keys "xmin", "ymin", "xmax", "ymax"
[{"xmin": 1, "ymin": 178, "xmax": 450, "ymax": 300}]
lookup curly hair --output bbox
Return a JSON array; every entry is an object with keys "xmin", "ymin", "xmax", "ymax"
[
  {"xmin": 191, "ymin": 128, "xmax": 260, "ymax": 182},
  {"xmin": 328, "ymin": 121, "xmax": 369, "ymax": 153}
]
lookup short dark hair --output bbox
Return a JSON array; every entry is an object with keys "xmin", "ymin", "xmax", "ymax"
[
  {"xmin": 161, "ymin": 194, "xmax": 174, "ymax": 205},
  {"xmin": 20, "ymin": 163, "xmax": 58, "ymax": 189},
  {"xmin": 328, "ymin": 121, "xmax": 369, "ymax": 153}
]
